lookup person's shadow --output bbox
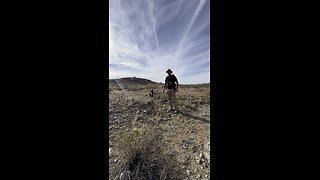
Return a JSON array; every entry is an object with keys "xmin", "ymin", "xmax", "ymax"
[{"xmin": 177, "ymin": 111, "xmax": 210, "ymax": 123}]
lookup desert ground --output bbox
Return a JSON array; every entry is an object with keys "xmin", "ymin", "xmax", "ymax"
[{"xmin": 109, "ymin": 77, "xmax": 210, "ymax": 180}]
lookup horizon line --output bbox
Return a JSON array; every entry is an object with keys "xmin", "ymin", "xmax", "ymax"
[{"xmin": 109, "ymin": 76, "xmax": 210, "ymax": 85}]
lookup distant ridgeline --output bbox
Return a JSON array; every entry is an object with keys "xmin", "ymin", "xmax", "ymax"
[
  {"xmin": 109, "ymin": 77, "xmax": 210, "ymax": 90},
  {"xmin": 109, "ymin": 77, "xmax": 158, "ymax": 89}
]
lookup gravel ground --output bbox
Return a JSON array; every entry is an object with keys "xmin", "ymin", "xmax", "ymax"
[{"xmin": 109, "ymin": 83, "xmax": 210, "ymax": 180}]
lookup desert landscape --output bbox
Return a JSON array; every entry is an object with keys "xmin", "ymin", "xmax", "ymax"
[{"xmin": 109, "ymin": 77, "xmax": 210, "ymax": 180}]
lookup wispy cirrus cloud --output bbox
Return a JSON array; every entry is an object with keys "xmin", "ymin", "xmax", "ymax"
[{"xmin": 109, "ymin": 0, "xmax": 210, "ymax": 84}]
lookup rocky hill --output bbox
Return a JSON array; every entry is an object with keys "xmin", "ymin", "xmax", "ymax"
[
  {"xmin": 109, "ymin": 77, "xmax": 157, "ymax": 88},
  {"xmin": 109, "ymin": 78, "xmax": 210, "ymax": 179}
]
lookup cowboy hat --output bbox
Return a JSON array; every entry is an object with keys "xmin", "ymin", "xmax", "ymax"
[{"xmin": 166, "ymin": 69, "xmax": 173, "ymax": 73}]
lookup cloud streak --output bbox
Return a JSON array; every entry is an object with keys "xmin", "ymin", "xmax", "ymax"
[{"xmin": 109, "ymin": 0, "xmax": 210, "ymax": 84}]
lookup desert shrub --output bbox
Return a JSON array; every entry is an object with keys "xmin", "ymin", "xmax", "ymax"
[
  {"xmin": 111, "ymin": 126, "xmax": 183, "ymax": 180},
  {"xmin": 179, "ymin": 100, "xmax": 198, "ymax": 111},
  {"xmin": 127, "ymin": 95, "xmax": 155, "ymax": 108}
]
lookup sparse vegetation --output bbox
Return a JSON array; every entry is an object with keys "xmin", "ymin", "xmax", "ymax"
[
  {"xmin": 109, "ymin": 77, "xmax": 210, "ymax": 179},
  {"xmin": 111, "ymin": 125, "xmax": 183, "ymax": 179}
]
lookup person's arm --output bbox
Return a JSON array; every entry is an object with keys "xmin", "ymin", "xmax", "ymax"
[
  {"xmin": 176, "ymin": 80, "xmax": 179, "ymax": 91},
  {"xmin": 163, "ymin": 80, "xmax": 167, "ymax": 92},
  {"xmin": 174, "ymin": 75, "xmax": 179, "ymax": 91}
]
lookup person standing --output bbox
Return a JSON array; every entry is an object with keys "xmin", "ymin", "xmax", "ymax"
[{"xmin": 163, "ymin": 69, "xmax": 179, "ymax": 112}]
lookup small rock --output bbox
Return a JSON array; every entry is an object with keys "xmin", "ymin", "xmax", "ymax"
[
  {"xmin": 183, "ymin": 144, "xmax": 188, "ymax": 149},
  {"xmin": 199, "ymin": 153, "xmax": 204, "ymax": 158},
  {"xmin": 202, "ymin": 161, "xmax": 208, "ymax": 168},
  {"xmin": 114, "ymin": 158, "xmax": 118, "ymax": 163},
  {"xmin": 194, "ymin": 168, "xmax": 198, "ymax": 173},
  {"xmin": 200, "ymin": 158, "xmax": 205, "ymax": 164},
  {"xmin": 203, "ymin": 152, "xmax": 210, "ymax": 160},
  {"xmin": 206, "ymin": 142, "xmax": 210, "ymax": 152},
  {"xmin": 192, "ymin": 146, "xmax": 197, "ymax": 153},
  {"xmin": 195, "ymin": 157, "xmax": 201, "ymax": 164},
  {"xmin": 186, "ymin": 170, "xmax": 190, "ymax": 176},
  {"xmin": 196, "ymin": 174, "xmax": 201, "ymax": 179},
  {"xmin": 143, "ymin": 110, "xmax": 147, "ymax": 113},
  {"xmin": 185, "ymin": 156, "xmax": 191, "ymax": 162},
  {"xmin": 136, "ymin": 111, "xmax": 140, "ymax": 114}
]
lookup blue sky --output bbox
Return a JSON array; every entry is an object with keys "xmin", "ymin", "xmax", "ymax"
[{"xmin": 109, "ymin": 0, "xmax": 210, "ymax": 84}]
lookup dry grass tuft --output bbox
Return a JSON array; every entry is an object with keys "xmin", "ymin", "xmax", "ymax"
[
  {"xmin": 111, "ymin": 125, "xmax": 183, "ymax": 180},
  {"xmin": 127, "ymin": 97, "xmax": 154, "ymax": 108}
]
